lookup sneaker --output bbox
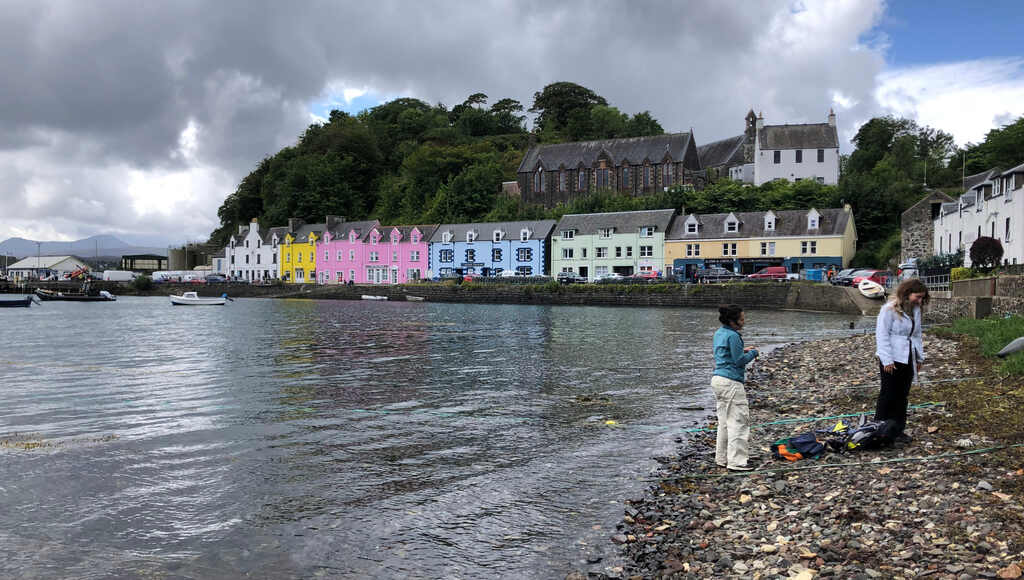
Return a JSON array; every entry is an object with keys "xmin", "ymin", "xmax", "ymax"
[{"xmin": 727, "ymin": 465, "xmax": 755, "ymax": 472}]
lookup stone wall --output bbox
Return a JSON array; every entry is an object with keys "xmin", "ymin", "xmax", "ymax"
[
  {"xmin": 900, "ymin": 192, "xmax": 953, "ymax": 263},
  {"xmin": 997, "ymin": 275, "xmax": 1024, "ymax": 298}
]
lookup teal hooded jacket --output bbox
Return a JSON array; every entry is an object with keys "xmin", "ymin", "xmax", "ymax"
[{"xmin": 713, "ymin": 325, "xmax": 758, "ymax": 383}]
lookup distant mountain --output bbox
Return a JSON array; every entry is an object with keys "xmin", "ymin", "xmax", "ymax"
[{"xmin": 0, "ymin": 235, "xmax": 167, "ymax": 259}]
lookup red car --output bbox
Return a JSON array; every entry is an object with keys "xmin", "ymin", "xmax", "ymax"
[
  {"xmin": 746, "ymin": 266, "xmax": 788, "ymax": 280},
  {"xmin": 631, "ymin": 271, "xmax": 661, "ymax": 281},
  {"xmin": 851, "ymin": 270, "xmax": 892, "ymax": 286}
]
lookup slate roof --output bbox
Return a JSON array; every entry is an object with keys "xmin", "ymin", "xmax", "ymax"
[
  {"xmin": 289, "ymin": 223, "xmax": 325, "ymax": 244},
  {"xmin": 697, "ymin": 135, "xmax": 745, "ymax": 168},
  {"xmin": 554, "ymin": 210, "xmax": 676, "ymax": 237},
  {"xmin": 328, "ymin": 220, "xmax": 379, "ymax": 240},
  {"xmin": 940, "ymin": 202, "xmax": 960, "ymax": 216},
  {"xmin": 265, "ymin": 226, "xmax": 290, "ymax": 243},
  {"xmin": 429, "ymin": 220, "xmax": 557, "ymax": 242},
  {"xmin": 365, "ymin": 224, "xmax": 440, "ymax": 243},
  {"xmin": 517, "ymin": 133, "xmax": 694, "ymax": 173},
  {"xmin": 665, "ymin": 208, "xmax": 850, "ymax": 240},
  {"xmin": 759, "ymin": 123, "xmax": 839, "ymax": 150},
  {"xmin": 963, "ymin": 168, "xmax": 999, "ymax": 192},
  {"xmin": 901, "ymin": 190, "xmax": 954, "ymax": 217},
  {"xmin": 1001, "ymin": 161, "xmax": 1024, "ymax": 175}
]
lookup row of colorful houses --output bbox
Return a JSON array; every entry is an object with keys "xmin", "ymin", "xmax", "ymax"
[{"xmin": 216, "ymin": 205, "xmax": 857, "ymax": 284}]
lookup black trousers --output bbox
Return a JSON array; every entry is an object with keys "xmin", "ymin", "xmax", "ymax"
[{"xmin": 875, "ymin": 360, "xmax": 913, "ymax": 435}]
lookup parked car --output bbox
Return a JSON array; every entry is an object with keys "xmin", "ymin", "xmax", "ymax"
[
  {"xmin": 852, "ymin": 270, "xmax": 892, "ymax": 286},
  {"xmin": 593, "ymin": 272, "xmax": 625, "ymax": 283},
  {"xmin": 830, "ymin": 268, "xmax": 856, "ymax": 285},
  {"xmin": 631, "ymin": 271, "xmax": 662, "ymax": 282},
  {"xmin": 463, "ymin": 272, "xmax": 482, "ymax": 282},
  {"xmin": 695, "ymin": 267, "xmax": 744, "ymax": 284},
  {"xmin": 897, "ymin": 259, "xmax": 919, "ymax": 281},
  {"xmin": 747, "ymin": 266, "xmax": 789, "ymax": 280},
  {"xmin": 556, "ymin": 271, "xmax": 586, "ymax": 284},
  {"xmin": 205, "ymin": 274, "xmax": 227, "ymax": 283},
  {"xmin": 497, "ymin": 269, "xmax": 518, "ymax": 278}
]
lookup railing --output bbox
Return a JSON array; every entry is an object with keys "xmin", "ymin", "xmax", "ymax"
[{"xmin": 920, "ymin": 273, "xmax": 950, "ymax": 291}]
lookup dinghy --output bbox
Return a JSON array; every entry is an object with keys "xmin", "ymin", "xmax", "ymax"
[
  {"xmin": 361, "ymin": 295, "xmax": 388, "ymax": 300},
  {"xmin": 857, "ymin": 279, "xmax": 886, "ymax": 299},
  {"xmin": 170, "ymin": 291, "xmax": 230, "ymax": 306}
]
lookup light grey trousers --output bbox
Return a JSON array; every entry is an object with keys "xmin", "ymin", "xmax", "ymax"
[{"xmin": 711, "ymin": 375, "xmax": 750, "ymax": 469}]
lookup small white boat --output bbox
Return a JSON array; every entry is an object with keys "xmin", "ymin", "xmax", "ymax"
[
  {"xmin": 170, "ymin": 291, "xmax": 229, "ymax": 306},
  {"xmin": 405, "ymin": 295, "xmax": 425, "ymax": 302},
  {"xmin": 857, "ymin": 279, "xmax": 886, "ymax": 299},
  {"xmin": 361, "ymin": 295, "xmax": 388, "ymax": 301}
]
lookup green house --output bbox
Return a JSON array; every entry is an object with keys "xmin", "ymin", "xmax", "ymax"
[{"xmin": 551, "ymin": 209, "xmax": 677, "ymax": 281}]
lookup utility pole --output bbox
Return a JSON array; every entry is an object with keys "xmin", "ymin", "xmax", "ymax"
[{"xmin": 36, "ymin": 241, "xmax": 41, "ymax": 280}]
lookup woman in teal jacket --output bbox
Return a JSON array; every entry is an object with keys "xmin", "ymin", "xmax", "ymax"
[{"xmin": 711, "ymin": 304, "xmax": 759, "ymax": 471}]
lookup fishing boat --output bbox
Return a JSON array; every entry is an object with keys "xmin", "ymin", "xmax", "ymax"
[
  {"xmin": 35, "ymin": 288, "xmax": 116, "ymax": 302},
  {"xmin": 857, "ymin": 279, "xmax": 886, "ymax": 299},
  {"xmin": 169, "ymin": 291, "xmax": 230, "ymax": 306},
  {"xmin": 361, "ymin": 295, "xmax": 388, "ymax": 300},
  {"xmin": 0, "ymin": 296, "xmax": 37, "ymax": 308}
]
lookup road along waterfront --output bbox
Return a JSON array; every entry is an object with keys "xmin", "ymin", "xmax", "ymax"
[{"xmin": 0, "ymin": 297, "xmax": 872, "ymax": 578}]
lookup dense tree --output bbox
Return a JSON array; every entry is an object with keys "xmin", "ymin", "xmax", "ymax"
[
  {"xmin": 970, "ymin": 236, "xmax": 1004, "ymax": 270},
  {"xmin": 529, "ymin": 82, "xmax": 608, "ymax": 136}
]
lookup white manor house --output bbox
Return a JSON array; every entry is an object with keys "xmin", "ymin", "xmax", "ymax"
[{"xmin": 933, "ymin": 161, "xmax": 1024, "ymax": 267}]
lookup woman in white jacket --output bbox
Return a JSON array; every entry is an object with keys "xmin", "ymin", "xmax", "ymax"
[{"xmin": 875, "ymin": 278, "xmax": 930, "ymax": 442}]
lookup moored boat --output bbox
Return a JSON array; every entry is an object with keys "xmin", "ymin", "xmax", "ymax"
[
  {"xmin": 361, "ymin": 295, "xmax": 388, "ymax": 300},
  {"xmin": 169, "ymin": 291, "xmax": 229, "ymax": 306},
  {"xmin": 0, "ymin": 296, "xmax": 36, "ymax": 308},
  {"xmin": 35, "ymin": 288, "xmax": 116, "ymax": 302},
  {"xmin": 405, "ymin": 295, "xmax": 425, "ymax": 301},
  {"xmin": 857, "ymin": 279, "xmax": 886, "ymax": 299}
]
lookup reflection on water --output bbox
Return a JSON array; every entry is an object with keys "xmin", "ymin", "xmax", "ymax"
[{"xmin": 0, "ymin": 296, "xmax": 872, "ymax": 578}]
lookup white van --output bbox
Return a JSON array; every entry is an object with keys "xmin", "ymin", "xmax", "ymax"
[{"xmin": 102, "ymin": 270, "xmax": 137, "ymax": 282}]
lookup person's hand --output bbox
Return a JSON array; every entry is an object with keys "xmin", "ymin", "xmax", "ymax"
[
  {"xmin": 883, "ymin": 363, "xmax": 895, "ymax": 374},
  {"xmin": 744, "ymin": 346, "xmax": 754, "ymax": 352}
]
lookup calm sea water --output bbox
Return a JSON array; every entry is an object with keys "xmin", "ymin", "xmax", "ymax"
[{"xmin": 0, "ymin": 295, "xmax": 872, "ymax": 578}]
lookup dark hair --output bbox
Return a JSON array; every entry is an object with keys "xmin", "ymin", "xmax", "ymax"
[{"xmin": 719, "ymin": 304, "xmax": 743, "ymax": 326}]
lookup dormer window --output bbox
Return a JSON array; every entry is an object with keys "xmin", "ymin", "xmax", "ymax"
[
  {"xmin": 520, "ymin": 228, "xmax": 530, "ymax": 242},
  {"xmin": 272, "ymin": 237, "xmax": 278, "ymax": 248},
  {"xmin": 561, "ymin": 230, "xmax": 575, "ymax": 240},
  {"xmin": 809, "ymin": 217, "xmax": 818, "ymax": 229},
  {"xmin": 686, "ymin": 223, "xmax": 697, "ymax": 234},
  {"xmin": 493, "ymin": 230, "xmax": 503, "ymax": 242},
  {"xmin": 230, "ymin": 240, "xmax": 235, "ymax": 249},
  {"xmin": 466, "ymin": 231, "xmax": 476, "ymax": 243},
  {"xmin": 371, "ymin": 234, "xmax": 379, "ymax": 245},
  {"xmin": 764, "ymin": 212, "xmax": 776, "ymax": 231},
  {"xmin": 726, "ymin": 221, "xmax": 738, "ymax": 233},
  {"xmin": 442, "ymin": 232, "xmax": 453, "ymax": 243},
  {"xmin": 640, "ymin": 226, "xmax": 654, "ymax": 237},
  {"xmin": 391, "ymin": 233, "xmax": 399, "ymax": 244},
  {"xmin": 411, "ymin": 233, "xmax": 419, "ymax": 244},
  {"xmin": 598, "ymin": 228, "xmax": 613, "ymax": 238},
  {"xmin": 807, "ymin": 209, "xmax": 821, "ymax": 230}
]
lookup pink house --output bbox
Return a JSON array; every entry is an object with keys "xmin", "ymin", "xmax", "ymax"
[
  {"xmin": 318, "ymin": 221, "xmax": 438, "ymax": 284},
  {"xmin": 317, "ymin": 220, "xmax": 378, "ymax": 285}
]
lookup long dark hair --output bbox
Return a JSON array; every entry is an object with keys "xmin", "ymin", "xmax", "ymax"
[{"xmin": 719, "ymin": 304, "xmax": 743, "ymax": 327}]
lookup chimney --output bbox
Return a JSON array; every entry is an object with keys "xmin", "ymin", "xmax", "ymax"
[
  {"xmin": 326, "ymin": 214, "xmax": 346, "ymax": 233},
  {"xmin": 828, "ymin": 108, "xmax": 836, "ymax": 127},
  {"xmin": 238, "ymin": 223, "xmax": 246, "ymax": 235},
  {"xmin": 756, "ymin": 112, "xmax": 764, "ymax": 130},
  {"xmin": 288, "ymin": 217, "xmax": 304, "ymax": 232}
]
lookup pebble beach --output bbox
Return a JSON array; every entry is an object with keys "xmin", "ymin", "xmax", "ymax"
[{"xmin": 591, "ymin": 333, "xmax": 1024, "ymax": 580}]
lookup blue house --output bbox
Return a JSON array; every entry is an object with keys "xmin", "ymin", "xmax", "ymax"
[{"xmin": 428, "ymin": 220, "xmax": 556, "ymax": 278}]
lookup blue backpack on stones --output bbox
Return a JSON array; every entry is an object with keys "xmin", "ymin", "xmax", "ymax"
[{"xmin": 772, "ymin": 431, "xmax": 826, "ymax": 461}]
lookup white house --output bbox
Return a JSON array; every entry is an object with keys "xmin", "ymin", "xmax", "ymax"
[
  {"xmin": 752, "ymin": 110, "xmax": 840, "ymax": 186},
  {"xmin": 7, "ymin": 255, "xmax": 90, "ymax": 280},
  {"xmin": 934, "ymin": 163, "xmax": 1024, "ymax": 267},
  {"xmin": 224, "ymin": 218, "xmax": 287, "ymax": 282}
]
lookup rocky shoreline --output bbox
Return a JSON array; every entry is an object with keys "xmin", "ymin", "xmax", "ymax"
[{"xmin": 589, "ymin": 333, "xmax": 1024, "ymax": 580}]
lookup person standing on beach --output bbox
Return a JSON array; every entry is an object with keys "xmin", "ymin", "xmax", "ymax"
[
  {"xmin": 711, "ymin": 304, "xmax": 759, "ymax": 471},
  {"xmin": 875, "ymin": 278, "xmax": 930, "ymax": 442}
]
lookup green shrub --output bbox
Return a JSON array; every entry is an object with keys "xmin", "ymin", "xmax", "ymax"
[
  {"xmin": 131, "ymin": 275, "xmax": 154, "ymax": 291},
  {"xmin": 946, "ymin": 315, "xmax": 1024, "ymax": 375}
]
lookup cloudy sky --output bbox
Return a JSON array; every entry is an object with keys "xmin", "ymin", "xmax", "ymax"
[{"xmin": 2, "ymin": 0, "xmax": 1023, "ymax": 246}]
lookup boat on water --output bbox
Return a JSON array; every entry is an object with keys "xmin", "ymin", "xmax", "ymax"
[
  {"xmin": 35, "ymin": 288, "xmax": 116, "ymax": 302},
  {"xmin": 0, "ymin": 296, "xmax": 38, "ymax": 308},
  {"xmin": 857, "ymin": 279, "xmax": 886, "ymax": 299},
  {"xmin": 405, "ymin": 295, "xmax": 425, "ymax": 301},
  {"xmin": 361, "ymin": 295, "xmax": 388, "ymax": 300},
  {"xmin": 170, "ymin": 291, "xmax": 230, "ymax": 306}
]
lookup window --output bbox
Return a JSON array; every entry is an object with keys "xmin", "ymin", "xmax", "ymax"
[
  {"xmin": 640, "ymin": 226, "xmax": 654, "ymax": 237},
  {"xmin": 959, "ymin": 231, "xmax": 962, "ymax": 249},
  {"xmin": 625, "ymin": 246, "xmax": 633, "ymax": 257},
  {"xmin": 561, "ymin": 230, "xmax": 574, "ymax": 240},
  {"xmin": 639, "ymin": 246, "xmax": 653, "ymax": 257},
  {"xmin": 336, "ymin": 271, "xmax": 343, "ymax": 282},
  {"xmin": 596, "ymin": 247, "xmax": 608, "ymax": 258},
  {"xmin": 442, "ymin": 232, "xmax": 452, "ymax": 243},
  {"xmin": 534, "ymin": 169, "xmax": 542, "ymax": 193},
  {"xmin": 686, "ymin": 243, "xmax": 700, "ymax": 257},
  {"xmin": 465, "ymin": 249, "xmax": 476, "ymax": 262},
  {"xmin": 392, "ymin": 252, "xmax": 398, "ymax": 262},
  {"xmin": 581, "ymin": 248, "xmax": 587, "ymax": 258},
  {"xmin": 309, "ymin": 252, "xmax": 314, "ymax": 262},
  {"xmin": 663, "ymin": 163, "xmax": 672, "ymax": 186},
  {"xmin": 817, "ymin": 149, "xmax": 825, "ymax": 162},
  {"xmin": 257, "ymin": 239, "xmax": 261, "ymax": 248},
  {"xmin": 809, "ymin": 216, "xmax": 819, "ymax": 229},
  {"xmin": 369, "ymin": 252, "xmax": 378, "ymax": 262},
  {"xmin": 760, "ymin": 241, "xmax": 776, "ymax": 256},
  {"xmin": 391, "ymin": 234, "xmax": 399, "ymax": 244},
  {"xmin": 578, "ymin": 169, "xmax": 588, "ymax": 191},
  {"xmin": 541, "ymin": 171, "xmax": 547, "ymax": 192},
  {"xmin": 773, "ymin": 150, "xmax": 781, "ymax": 164},
  {"xmin": 324, "ymin": 251, "xmax": 330, "ymax": 261},
  {"xmin": 726, "ymin": 221, "xmax": 737, "ymax": 233},
  {"xmin": 559, "ymin": 170, "xmax": 566, "ymax": 193},
  {"xmin": 801, "ymin": 241, "xmax": 817, "ymax": 255},
  {"xmin": 622, "ymin": 167, "xmax": 630, "ymax": 189},
  {"xmin": 256, "ymin": 255, "xmax": 261, "ymax": 264},
  {"xmin": 520, "ymin": 229, "xmax": 530, "ymax": 242},
  {"xmin": 722, "ymin": 243, "xmax": 737, "ymax": 256},
  {"xmin": 439, "ymin": 249, "xmax": 453, "ymax": 262},
  {"xmin": 992, "ymin": 222, "xmax": 996, "ymax": 237},
  {"xmin": 517, "ymin": 266, "xmax": 533, "ymax": 276},
  {"xmin": 411, "ymin": 234, "xmax": 419, "ymax": 243},
  {"xmin": 765, "ymin": 218, "xmax": 775, "ymax": 231},
  {"xmin": 948, "ymin": 233, "xmax": 952, "ymax": 251},
  {"xmin": 410, "ymin": 251, "xmax": 420, "ymax": 261},
  {"xmin": 795, "ymin": 150, "xmax": 803, "ymax": 163},
  {"xmin": 407, "ymin": 268, "xmax": 421, "ymax": 280},
  {"xmin": 643, "ymin": 166, "xmax": 651, "ymax": 188},
  {"xmin": 615, "ymin": 247, "xmax": 622, "ymax": 258},
  {"xmin": 297, "ymin": 253, "xmax": 302, "ymax": 263},
  {"xmin": 598, "ymin": 228, "xmax": 612, "ymax": 238},
  {"xmin": 285, "ymin": 253, "xmax": 290, "ymax": 263},
  {"xmin": 816, "ymin": 177, "xmax": 825, "ymax": 184},
  {"xmin": 371, "ymin": 235, "xmax": 378, "ymax": 245},
  {"xmin": 349, "ymin": 269, "xmax": 355, "ymax": 281},
  {"xmin": 1006, "ymin": 218, "xmax": 1011, "ymax": 242},
  {"xmin": 597, "ymin": 168, "xmax": 609, "ymax": 188},
  {"xmin": 492, "ymin": 248, "xmax": 502, "ymax": 261},
  {"xmin": 336, "ymin": 251, "xmax": 343, "ymax": 261},
  {"xmin": 686, "ymin": 222, "xmax": 697, "ymax": 234},
  {"xmin": 245, "ymin": 240, "xmax": 249, "ymax": 248},
  {"xmin": 516, "ymin": 248, "xmax": 533, "ymax": 262},
  {"xmin": 272, "ymin": 254, "xmax": 277, "ymax": 264},
  {"xmin": 562, "ymin": 248, "xmax": 574, "ymax": 259},
  {"xmin": 466, "ymin": 231, "xmax": 476, "ymax": 243},
  {"xmin": 493, "ymin": 230, "xmax": 503, "ymax": 242}
]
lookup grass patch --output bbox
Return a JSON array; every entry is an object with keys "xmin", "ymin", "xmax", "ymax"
[{"xmin": 934, "ymin": 315, "xmax": 1024, "ymax": 376}]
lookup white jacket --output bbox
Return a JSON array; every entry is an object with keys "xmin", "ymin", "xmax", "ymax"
[{"xmin": 875, "ymin": 302, "xmax": 924, "ymax": 367}]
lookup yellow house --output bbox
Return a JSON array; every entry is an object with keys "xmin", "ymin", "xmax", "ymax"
[
  {"xmin": 664, "ymin": 205, "xmax": 856, "ymax": 280},
  {"xmin": 279, "ymin": 226, "xmax": 323, "ymax": 284}
]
